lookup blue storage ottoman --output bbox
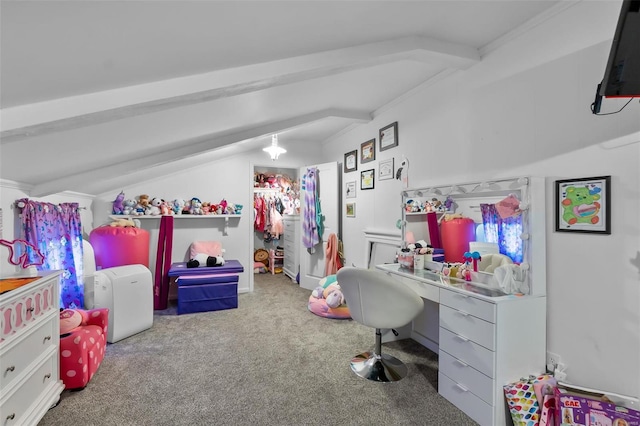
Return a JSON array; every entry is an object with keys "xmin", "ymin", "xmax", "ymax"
[{"xmin": 176, "ymin": 273, "xmax": 238, "ymax": 315}]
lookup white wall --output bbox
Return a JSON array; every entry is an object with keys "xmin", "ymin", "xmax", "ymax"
[
  {"xmin": 93, "ymin": 143, "xmax": 321, "ymax": 293},
  {"xmin": 322, "ymin": 1, "xmax": 640, "ymax": 397}
]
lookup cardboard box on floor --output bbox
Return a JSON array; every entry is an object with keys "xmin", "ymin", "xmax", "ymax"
[{"xmin": 555, "ymin": 383, "xmax": 640, "ymax": 426}]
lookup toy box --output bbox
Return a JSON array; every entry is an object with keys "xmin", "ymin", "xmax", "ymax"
[{"xmin": 555, "ymin": 385, "xmax": 640, "ymax": 426}]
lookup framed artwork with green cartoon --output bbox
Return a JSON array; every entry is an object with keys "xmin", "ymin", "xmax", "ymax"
[{"xmin": 555, "ymin": 176, "xmax": 610, "ymax": 234}]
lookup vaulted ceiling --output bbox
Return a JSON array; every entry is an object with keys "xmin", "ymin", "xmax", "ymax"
[{"xmin": 1, "ymin": 0, "xmax": 564, "ymax": 196}]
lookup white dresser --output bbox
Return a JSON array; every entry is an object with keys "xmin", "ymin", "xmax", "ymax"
[
  {"xmin": 282, "ymin": 215, "xmax": 300, "ymax": 282},
  {"xmin": 0, "ymin": 272, "xmax": 64, "ymax": 426},
  {"xmin": 380, "ymin": 265, "xmax": 546, "ymax": 426}
]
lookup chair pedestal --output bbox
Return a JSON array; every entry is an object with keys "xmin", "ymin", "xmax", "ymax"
[{"xmin": 350, "ymin": 328, "xmax": 408, "ymax": 382}]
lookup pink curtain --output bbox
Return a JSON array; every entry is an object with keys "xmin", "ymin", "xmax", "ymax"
[{"xmin": 19, "ymin": 199, "xmax": 84, "ymax": 308}]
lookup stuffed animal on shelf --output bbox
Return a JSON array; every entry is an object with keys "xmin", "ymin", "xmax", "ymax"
[
  {"xmin": 160, "ymin": 200, "xmax": 173, "ymax": 215},
  {"xmin": 146, "ymin": 197, "xmax": 162, "ymax": 215},
  {"xmin": 189, "ymin": 197, "xmax": 203, "ymax": 215},
  {"xmin": 122, "ymin": 199, "xmax": 137, "ymax": 216},
  {"xmin": 172, "ymin": 198, "xmax": 185, "ymax": 215},
  {"xmin": 112, "ymin": 191, "xmax": 125, "ymax": 215},
  {"xmin": 186, "ymin": 253, "xmax": 225, "ymax": 268}
]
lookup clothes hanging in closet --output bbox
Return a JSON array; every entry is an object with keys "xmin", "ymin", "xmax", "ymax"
[{"xmin": 254, "ymin": 192, "xmax": 284, "ymax": 241}]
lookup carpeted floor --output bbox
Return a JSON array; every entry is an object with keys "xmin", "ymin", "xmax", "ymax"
[{"xmin": 39, "ymin": 272, "xmax": 477, "ymax": 425}]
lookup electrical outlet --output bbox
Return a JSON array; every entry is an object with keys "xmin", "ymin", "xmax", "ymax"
[{"xmin": 547, "ymin": 351, "xmax": 561, "ymax": 369}]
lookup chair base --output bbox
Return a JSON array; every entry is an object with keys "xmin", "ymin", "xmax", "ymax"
[{"xmin": 350, "ymin": 351, "xmax": 408, "ymax": 382}]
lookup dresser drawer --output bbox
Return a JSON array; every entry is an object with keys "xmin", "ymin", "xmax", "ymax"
[
  {"xmin": 439, "ymin": 327, "xmax": 495, "ymax": 378},
  {"xmin": 440, "ymin": 289, "xmax": 496, "ymax": 323},
  {"xmin": 284, "ymin": 259, "xmax": 296, "ymax": 272},
  {"xmin": 440, "ymin": 305, "xmax": 495, "ymax": 350},
  {"xmin": 283, "ymin": 239, "xmax": 296, "ymax": 253},
  {"xmin": 439, "ymin": 350, "xmax": 494, "ymax": 405},
  {"xmin": 1, "ymin": 275, "xmax": 57, "ymax": 342},
  {"xmin": 283, "ymin": 219, "xmax": 298, "ymax": 233},
  {"xmin": 439, "ymin": 372, "xmax": 493, "ymax": 426},
  {"xmin": 1, "ymin": 315, "xmax": 57, "ymax": 393},
  {"xmin": 0, "ymin": 349, "xmax": 58, "ymax": 424}
]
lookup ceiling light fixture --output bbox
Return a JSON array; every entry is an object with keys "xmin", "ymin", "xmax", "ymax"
[{"xmin": 263, "ymin": 134, "xmax": 286, "ymax": 161}]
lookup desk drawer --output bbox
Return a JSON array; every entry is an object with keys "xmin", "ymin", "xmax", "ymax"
[
  {"xmin": 440, "ymin": 305, "xmax": 495, "ymax": 350},
  {"xmin": 440, "ymin": 289, "xmax": 496, "ymax": 323},
  {"xmin": 398, "ymin": 276, "xmax": 439, "ymax": 302},
  {"xmin": 439, "ymin": 372, "xmax": 493, "ymax": 426},
  {"xmin": 440, "ymin": 327, "xmax": 495, "ymax": 378},
  {"xmin": 439, "ymin": 350, "xmax": 494, "ymax": 405}
]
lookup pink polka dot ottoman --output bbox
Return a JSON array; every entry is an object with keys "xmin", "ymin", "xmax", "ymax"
[{"xmin": 59, "ymin": 308, "xmax": 109, "ymax": 390}]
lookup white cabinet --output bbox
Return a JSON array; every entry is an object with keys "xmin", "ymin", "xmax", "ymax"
[
  {"xmin": 282, "ymin": 215, "xmax": 299, "ymax": 282},
  {"xmin": 378, "ymin": 264, "xmax": 546, "ymax": 426},
  {"xmin": 0, "ymin": 272, "xmax": 64, "ymax": 426}
]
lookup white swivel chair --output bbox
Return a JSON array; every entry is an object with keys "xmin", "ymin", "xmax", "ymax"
[{"xmin": 336, "ymin": 267, "xmax": 424, "ymax": 382}]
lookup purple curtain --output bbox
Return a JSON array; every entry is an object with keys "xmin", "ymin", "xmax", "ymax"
[
  {"xmin": 19, "ymin": 199, "xmax": 84, "ymax": 308},
  {"xmin": 480, "ymin": 203, "xmax": 523, "ymax": 263}
]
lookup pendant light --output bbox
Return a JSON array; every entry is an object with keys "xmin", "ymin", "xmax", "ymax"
[{"xmin": 263, "ymin": 134, "xmax": 286, "ymax": 160}]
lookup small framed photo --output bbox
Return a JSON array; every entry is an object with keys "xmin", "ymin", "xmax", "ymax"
[
  {"xmin": 344, "ymin": 150, "xmax": 357, "ymax": 173},
  {"xmin": 379, "ymin": 122, "xmax": 398, "ymax": 151},
  {"xmin": 360, "ymin": 139, "xmax": 375, "ymax": 163},
  {"xmin": 379, "ymin": 158, "xmax": 394, "ymax": 181},
  {"xmin": 346, "ymin": 202, "xmax": 356, "ymax": 217},
  {"xmin": 555, "ymin": 175, "xmax": 611, "ymax": 234},
  {"xmin": 361, "ymin": 169, "xmax": 375, "ymax": 190},
  {"xmin": 346, "ymin": 181, "xmax": 356, "ymax": 199}
]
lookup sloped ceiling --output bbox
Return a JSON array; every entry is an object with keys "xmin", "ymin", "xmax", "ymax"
[{"xmin": 0, "ymin": 0, "xmax": 564, "ymax": 196}]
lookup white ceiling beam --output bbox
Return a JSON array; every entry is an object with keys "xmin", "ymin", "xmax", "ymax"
[
  {"xmin": 1, "ymin": 36, "xmax": 477, "ymax": 143},
  {"xmin": 29, "ymin": 108, "xmax": 371, "ymax": 196}
]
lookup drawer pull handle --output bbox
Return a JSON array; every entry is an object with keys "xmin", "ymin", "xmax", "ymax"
[
  {"xmin": 6, "ymin": 365, "xmax": 15, "ymax": 372},
  {"xmin": 27, "ymin": 307, "xmax": 35, "ymax": 312},
  {"xmin": 455, "ymin": 383, "xmax": 469, "ymax": 392},
  {"xmin": 43, "ymin": 335, "xmax": 52, "ymax": 343},
  {"xmin": 7, "ymin": 413, "xmax": 15, "ymax": 420},
  {"xmin": 44, "ymin": 373, "xmax": 51, "ymax": 380},
  {"xmin": 455, "ymin": 335, "xmax": 469, "ymax": 343},
  {"xmin": 456, "ymin": 311, "xmax": 470, "ymax": 317},
  {"xmin": 454, "ymin": 359, "xmax": 469, "ymax": 368}
]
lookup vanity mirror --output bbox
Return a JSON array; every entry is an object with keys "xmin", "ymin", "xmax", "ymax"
[{"xmin": 399, "ymin": 176, "xmax": 546, "ymax": 296}]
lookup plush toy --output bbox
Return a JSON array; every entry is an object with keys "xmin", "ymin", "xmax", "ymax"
[
  {"xmin": 122, "ymin": 199, "xmax": 137, "ymax": 216},
  {"xmin": 326, "ymin": 289, "xmax": 345, "ymax": 308},
  {"xmin": 201, "ymin": 201, "xmax": 212, "ymax": 215},
  {"xmin": 189, "ymin": 197, "xmax": 203, "ymax": 215},
  {"xmin": 182, "ymin": 199, "xmax": 192, "ymax": 215},
  {"xmin": 312, "ymin": 286, "xmax": 325, "ymax": 299},
  {"xmin": 172, "ymin": 198, "xmax": 185, "ymax": 215},
  {"xmin": 60, "ymin": 309, "xmax": 84, "ymax": 334},
  {"xmin": 112, "ymin": 191, "xmax": 125, "ymax": 214},
  {"xmin": 187, "ymin": 253, "xmax": 225, "ymax": 268},
  {"xmin": 146, "ymin": 197, "xmax": 162, "ymax": 215},
  {"xmin": 110, "ymin": 218, "xmax": 136, "ymax": 227},
  {"xmin": 160, "ymin": 200, "xmax": 173, "ymax": 215}
]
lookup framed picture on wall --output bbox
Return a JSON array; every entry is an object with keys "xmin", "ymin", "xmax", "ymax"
[
  {"xmin": 361, "ymin": 169, "xmax": 375, "ymax": 190},
  {"xmin": 346, "ymin": 181, "xmax": 356, "ymax": 199},
  {"xmin": 555, "ymin": 175, "xmax": 611, "ymax": 234},
  {"xmin": 379, "ymin": 122, "xmax": 398, "ymax": 151},
  {"xmin": 379, "ymin": 158, "xmax": 394, "ymax": 181},
  {"xmin": 346, "ymin": 203, "xmax": 356, "ymax": 217},
  {"xmin": 360, "ymin": 139, "xmax": 375, "ymax": 163},
  {"xmin": 344, "ymin": 150, "xmax": 357, "ymax": 173}
]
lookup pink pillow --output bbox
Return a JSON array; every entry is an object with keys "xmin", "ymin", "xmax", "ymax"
[{"xmin": 189, "ymin": 241, "xmax": 223, "ymax": 258}]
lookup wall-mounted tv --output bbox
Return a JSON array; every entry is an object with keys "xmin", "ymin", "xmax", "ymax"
[{"xmin": 599, "ymin": 0, "xmax": 640, "ymax": 98}]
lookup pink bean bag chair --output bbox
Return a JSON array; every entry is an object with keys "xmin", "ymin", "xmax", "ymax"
[{"xmin": 59, "ymin": 308, "xmax": 109, "ymax": 390}]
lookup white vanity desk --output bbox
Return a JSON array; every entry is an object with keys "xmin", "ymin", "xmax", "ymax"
[
  {"xmin": 377, "ymin": 263, "xmax": 546, "ymax": 426},
  {"xmin": 374, "ymin": 175, "xmax": 547, "ymax": 426}
]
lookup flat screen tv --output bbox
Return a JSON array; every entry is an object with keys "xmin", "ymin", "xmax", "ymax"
[{"xmin": 599, "ymin": 0, "xmax": 640, "ymax": 98}]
